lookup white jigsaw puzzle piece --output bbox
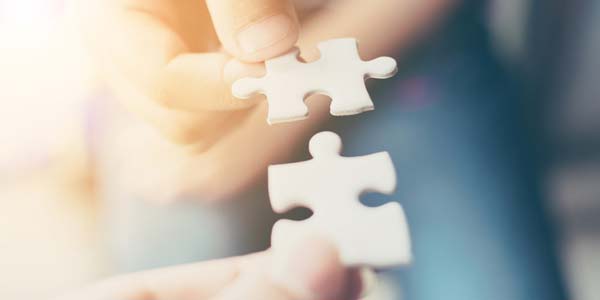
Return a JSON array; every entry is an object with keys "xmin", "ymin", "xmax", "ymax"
[
  {"xmin": 268, "ymin": 131, "xmax": 412, "ymax": 267},
  {"xmin": 232, "ymin": 38, "xmax": 397, "ymax": 124}
]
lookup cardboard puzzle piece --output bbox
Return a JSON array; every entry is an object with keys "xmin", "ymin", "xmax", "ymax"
[
  {"xmin": 232, "ymin": 38, "xmax": 398, "ymax": 124},
  {"xmin": 268, "ymin": 131, "xmax": 412, "ymax": 267}
]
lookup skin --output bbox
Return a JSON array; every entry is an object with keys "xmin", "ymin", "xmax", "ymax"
[
  {"xmin": 68, "ymin": 0, "xmax": 456, "ymax": 298},
  {"xmin": 56, "ymin": 238, "xmax": 362, "ymax": 300},
  {"xmin": 78, "ymin": 0, "xmax": 457, "ymax": 201}
]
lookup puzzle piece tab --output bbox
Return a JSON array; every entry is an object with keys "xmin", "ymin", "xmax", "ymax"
[
  {"xmin": 268, "ymin": 131, "xmax": 412, "ymax": 267},
  {"xmin": 232, "ymin": 38, "xmax": 398, "ymax": 124}
]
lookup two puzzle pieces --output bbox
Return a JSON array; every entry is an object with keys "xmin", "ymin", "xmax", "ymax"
[
  {"xmin": 236, "ymin": 38, "xmax": 409, "ymax": 267},
  {"xmin": 233, "ymin": 38, "xmax": 397, "ymax": 124},
  {"xmin": 269, "ymin": 132, "xmax": 411, "ymax": 267}
]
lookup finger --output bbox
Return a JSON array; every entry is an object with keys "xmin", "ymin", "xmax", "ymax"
[
  {"xmin": 88, "ymin": 254, "xmax": 254, "ymax": 300},
  {"xmin": 100, "ymin": 52, "xmax": 256, "ymax": 146},
  {"xmin": 129, "ymin": 255, "xmax": 251, "ymax": 300},
  {"xmin": 206, "ymin": 0, "xmax": 299, "ymax": 62},
  {"xmin": 90, "ymin": 2, "xmax": 264, "ymax": 110},
  {"xmin": 210, "ymin": 254, "xmax": 294, "ymax": 300},
  {"xmin": 212, "ymin": 238, "xmax": 360, "ymax": 300},
  {"xmin": 160, "ymin": 52, "xmax": 266, "ymax": 112},
  {"xmin": 79, "ymin": 1, "xmax": 265, "ymax": 145}
]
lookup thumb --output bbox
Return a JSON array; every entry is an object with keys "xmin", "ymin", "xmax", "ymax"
[
  {"xmin": 206, "ymin": 0, "xmax": 299, "ymax": 62},
  {"xmin": 212, "ymin": 238, "xmax": 362, "ymax": 300}
]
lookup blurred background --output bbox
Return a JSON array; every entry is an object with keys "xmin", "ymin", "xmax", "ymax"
[{"xmin": 0, "ymin": 0, "xmax": 599, "ymax": 299}]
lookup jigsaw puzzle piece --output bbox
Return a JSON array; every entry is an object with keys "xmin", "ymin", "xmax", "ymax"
[
  {"xmin": 231, "ymin": 48, "xmax": 302, "ymax": 99},
  {"xmin": 314, "ymin": 39, "xmax": 374, "ymax": 116},
  {"xmin": 314, "ymin": 38, "xmax": 398, "ymax": 116},
  {"xmin": 232, "ymin": 38, "xmax": 398, "ymax": 124},
  {"xmin": 271, "ymin": 202, "xmax": 411, "ymax": 267},
  {"xmin": 233, "ymin": 48, "xmax": 310, "ymax": 124},
  {"xmin": 265, "ymin": 87, "xmax": 309, "ymax": 123},
  {"xmin": 268, "ymin": 131, "xmax": 411, "ymax": 268},
  {"xmin": 264, "ymin": 48, "xmax": 302, "ymax": 70},
  {"xmin": 316, "ymin": 38, "xmax": 397, "ymax": 79},
  {"xmin": 269, "ymin": 131, "xmax": 396, "ymax": 213},
  {"xmin": 327, "ymin": 79, "xmax": 374, "ymax": 116}
]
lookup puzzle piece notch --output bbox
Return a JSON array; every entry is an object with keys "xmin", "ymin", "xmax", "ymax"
[
  {"xmin": 268, "ymin": 131, "xmax": 412, "ymax": 267},
  {"xmin": 232, "ymin": 38, "xmax": 398, "ymax": 124},
  {"xmin": 269, "ymin": 131, "xmax": 397, "ymax": 214}
]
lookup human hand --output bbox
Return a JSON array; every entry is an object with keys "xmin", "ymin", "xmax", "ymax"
[
  {"xmin": 77, "ymin": 0, "xmax": 455, "ymax": 201},
  {"xmin": 79, "ymin": 0, "xmax": 300, "ymax": 146},
  {"xmin": 57, "ymin": 238, "xmax": 363, "ymax": 300}
]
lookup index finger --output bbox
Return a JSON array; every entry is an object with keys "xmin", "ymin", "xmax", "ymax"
[
  {"xmin": 118, "ymin": 255, "xmax": 250, "ymax": 299},
  {"xmin": 80, "ymin": 0, "xmax": 263, "ymax": 113},
  {"xmin": 68, "ymin": 254, "xmax": 256, "ymax": 300}
]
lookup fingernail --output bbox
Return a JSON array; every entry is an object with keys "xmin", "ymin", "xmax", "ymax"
[{"xmin": 237, "ymin": 14, "xmax": 293, "ymax": 54}]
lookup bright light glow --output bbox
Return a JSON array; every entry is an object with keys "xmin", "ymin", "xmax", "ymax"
[
  {"xmin": 0, "ymin": 0, "xmax": 93, "ymax": 174},
  {"xmin": 0, "ymin": 0, "xmax": 59, "ymax": 27},
  {"xmin": 0, "ymin": 0, "xmax": 62, "ymax": 47}
]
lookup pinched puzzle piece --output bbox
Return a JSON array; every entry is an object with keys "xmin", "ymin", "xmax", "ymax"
[
  {"xmin": 232, "ymin": 38, "xmax": 398, "ymax": 124},
  {"xmin": 268, "ymin": 131, "xmax": 411, "ymax": 267}
]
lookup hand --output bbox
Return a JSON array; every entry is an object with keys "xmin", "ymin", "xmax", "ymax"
[
  {"xmin": 77, "ymin": 0, "xmax": 454, "ymax": 201},
  {"xmin": 57, "ymin": 239, "xmax": 363, "ymax": 300},
  {"xmin": 79, "ymin": 0, "xmax": 300, "ymax": 146}
]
